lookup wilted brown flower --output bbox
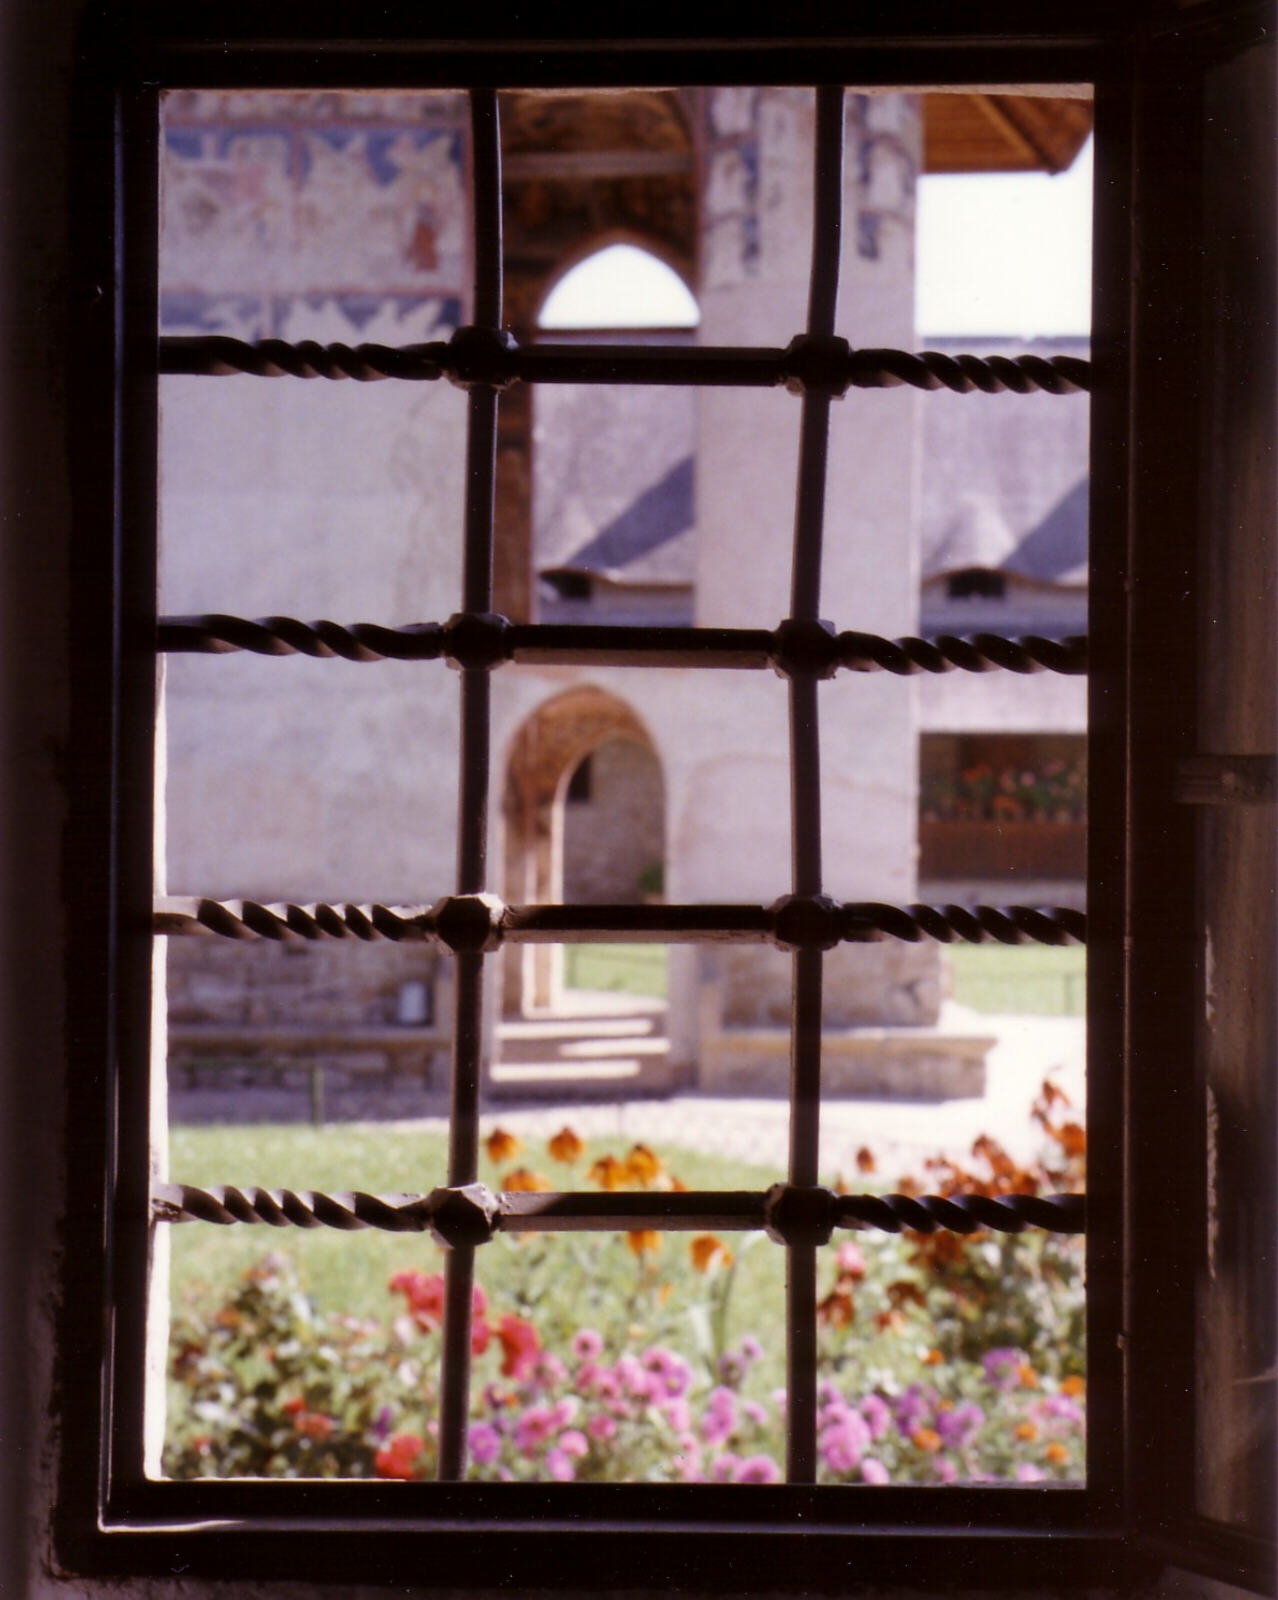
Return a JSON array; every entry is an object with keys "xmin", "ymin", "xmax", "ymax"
[{"xmin": 855, "ymin": 1146, "xmax": 877, "ymax": 1174}]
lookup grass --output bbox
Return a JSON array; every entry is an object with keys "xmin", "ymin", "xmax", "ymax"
[
  {"xmin": 559, "ymin": 941, "xmax": 1085, "ymax": 1014},
  {"xmin": 947, "ymin": 942, "xmax": 1086, "ymax": 1016},
  {"xmin": 562, "ymin": 942, "xmax": 667, "ymax": 998}
]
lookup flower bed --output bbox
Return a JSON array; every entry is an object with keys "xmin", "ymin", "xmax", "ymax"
[{"xmin": 165, "ymin": 1084, "xmax": 1085, "ymax": 1485}]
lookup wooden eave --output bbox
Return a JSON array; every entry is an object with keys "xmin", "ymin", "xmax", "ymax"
[{"xmin": 923, "ymin": 93, "xmax": 1094, "ymax": 172}]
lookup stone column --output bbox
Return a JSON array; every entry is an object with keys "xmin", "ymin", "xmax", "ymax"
[{"xmin": 687, "ymin": 89, "xmax": 941, "ymax": 1076}]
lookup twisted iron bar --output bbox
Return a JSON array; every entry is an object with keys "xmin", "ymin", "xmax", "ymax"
[
  {"xmin": 153, "ymin": 896, "xmax": 1085, "ymax": 948},
  {"xmin": 153, "ymin": 1182, "xmax": 1085, "ymax": 1238},
  {"xmin": 159, "ymin": 333, "xmax": 1090, "ymax": 396},
  {"xmin": 158, "ymin": 615, "xmax": 1087, "ymax": 677}
]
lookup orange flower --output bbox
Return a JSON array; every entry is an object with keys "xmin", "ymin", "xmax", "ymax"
[
  {"xmin": 586, "ymin": 1154, "xmax": 628, "ymax": 1191},
  {"xmin": 1015, "ymin": 1421, "xmax": 1039, "ymax": 1442},
  {"xmin": 484, "ymin": 1127, "xmax": 522, "ymax": 1165},
  {"xmin": 923, "ymin": 1348, "xmax": 944, "ymax": 1366},
  {"xmin": 1045, "ymin": 1441, "xmax": 1070, "ymax": 1465},
  {"xmin": 1017, "ymin": 1363, "xmax": 1039, "ymax": 1389},
  {"xmin": 624, "ymin": 1143, "xmax": 663, "ymax": 1187},
  {"xmin": 911, "ymin": 1428, "xmax": 942, "ymax": 1453},
  {"xmin": 855, "ymin": 1146, "xmax": 877, "ymax": 1174},
  {"xmin": 503, "ymin": 1167, "xmax": 551, "ymax": 1193},
  {"xmin": 669, "ymin": 1175, "xmax": 689, "ymax": 1193},
  {"xmin": 547, "ymin": 1126, "xmax": 585, "ymax": 1165},
  {"xmin": 1061, "ymin": 1374, "xmax": 1085, "ymax": 1397},
  {"xmin": 1056, "ymin": 1121, "xmax": 1087, "ymax": 1159},
  {"xmin": 689, "ymin": 1234, "xmax": 734, "ymax": 1273},
  {"xmin": 626, "ymin": 1229, "xmax": 662, "ymax": 1258}
]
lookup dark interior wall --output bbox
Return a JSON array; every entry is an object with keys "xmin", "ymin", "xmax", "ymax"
[{"xmin": 0, "ymin": 0, "xmax": 77, "ymax": 1593}]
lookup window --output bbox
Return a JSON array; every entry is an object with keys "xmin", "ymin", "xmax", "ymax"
[{"xmin": 52, "ymin": 9, "xmax": 1274, "ymax": 1594}]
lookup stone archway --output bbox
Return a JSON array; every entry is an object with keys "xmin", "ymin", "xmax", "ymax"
[{"xmin": 501, "ymin": 686, "xmax": 664, "ymax": 1015}]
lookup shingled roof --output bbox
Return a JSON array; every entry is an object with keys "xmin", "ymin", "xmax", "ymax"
[{"xmin": 920, "ymin": 335, "xmax": 1090, "ymax": 588}]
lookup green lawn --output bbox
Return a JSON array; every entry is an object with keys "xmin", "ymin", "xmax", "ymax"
[
  {"xmin": 562, "ymin": 941, "xmax": 668, "ymax": 997},
  {"xmin": 947, "ymin": 942, "xmax": 1086, "ymax": 1016},
  {"xmin": 558, "ymin": 941, "xmax": 1085, "ymax": 1014}
]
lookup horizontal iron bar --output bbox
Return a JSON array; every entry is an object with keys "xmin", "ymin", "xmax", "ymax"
[
  {"xmin": 152, "ymin": 897, "xmax": 1087, "ymax": 947},
  {"xmin": 152, "ymin": 1182, "xmax": 1086, "ymax": 1237},
  {"xmin": 157, "ymin": 616, "xmax": 1087, "ymax": 676},
  {"xmin": 159, "ymin": 333, "xmax": 1091, "ymax": 395}
]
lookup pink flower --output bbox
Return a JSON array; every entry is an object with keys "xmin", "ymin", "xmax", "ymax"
[
  {"xmin": 836, "ymin": 1241, "xmax": 867, "ymax": 1278},
  {"xmin": 551, "ymin": 1397, "xmax": 579, "ymax": 1428},
  {"xmin": 572, "ymin": 1328, "xmax": 603, "ymax": 1360},
  {"xmin": 545, "ymin": 1448, "xmax": 575, "ymax": 1482},
  {"xmin": 663, "ymin": 1396, "xmax": 691, "ymax": 1432},
  {"xmin": 735, "ymin": 1453, "xmax": 780, "ymax": 1483},
  {"xmin": 934, "ymin": 1455, "xmax": 958, "ymax": 1484},
  {"xmin": 859, "ymin": 1393, "xmax": 891, "ymax": 1441},
  {"xmin": 468, "ymin": 1422, "xmax": 501, "ymax": 1465},
  {"xmin": 710, "ymin": 1452, "xmax": 740, "ymax": 1483},
  {"xmin": 860, "ymin": 1456, "xmax": 889, "ymax": 1485},
  {"xmin": 820, "ymin": 1413, "xmax": 870, "ymax": 1475},
  {"xmin": 558, "ymin": 1428, "xmax": 589, "ymax": 1459},
  {"xmin": 535, "ymin": 1353, "xmax": 567, "ymax": 1388},
  {"xmin": 674, "ymin": 1432, "xmax": 702, "ymax": 1481},
  {"xmin": 515, "ymin": 1406, "xmax": 557, "ymax": 1455},
  {"xmin": 739, "ymin": 1335, "xmax": 764, "ymax": 1363},
  {"xmin": 586, "ymin": 1413, "xmax": 616, "ymax": 1442},
  {"xmin": 1016, "ymin": 1462, "xmax": 1046, "ymax": 1483}
]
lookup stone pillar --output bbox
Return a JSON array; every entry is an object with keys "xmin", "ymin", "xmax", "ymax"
[{"xmin": 690, "ymin": 88, "xmax": 941, "ymax": 1064}]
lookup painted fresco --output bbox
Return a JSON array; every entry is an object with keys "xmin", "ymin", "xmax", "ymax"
[{"xmin": 160, "ymin": 91, "xmax": 468, "ymax": 341}]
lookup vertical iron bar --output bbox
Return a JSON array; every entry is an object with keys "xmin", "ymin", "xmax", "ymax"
[
  {"xmin": 439, "ymin": 84, "xmax": 505, "ymax": 1485},
  {"xmin": 448, "ymin": 952, "xmax": 485, "ymax": 1188},
  {"xmin": 784, "ymin": 83, "xmax": 844, "ymax": 1486},
  {"xmin": 437, "ymin": 1240, "xmax": 477, "ymax": 1483},
  {"xmin": 807, "ymin": 85, "xmax": 844, "ymax": 342},
  {"xmin": 786, "ymin": 1242, "xmax": 819, "ymax": 1484},
  {"xmin": 469, "ymin": 86, "xmax": 502, "ymax": 333}
]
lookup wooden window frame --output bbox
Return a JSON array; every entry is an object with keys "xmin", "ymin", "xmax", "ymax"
[{"xmin": 56, "ymin": 5, "xmax": 1275, "ymax": 1592}]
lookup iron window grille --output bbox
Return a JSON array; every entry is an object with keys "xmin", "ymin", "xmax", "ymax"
[{"xmin": 58, "ymin": 7, "xmax": 1274, "ymax": 1594}]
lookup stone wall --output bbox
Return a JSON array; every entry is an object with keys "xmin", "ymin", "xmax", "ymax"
[{"xmin": 561, "ymin": 737, "xmax": 664, "ymax": 904}]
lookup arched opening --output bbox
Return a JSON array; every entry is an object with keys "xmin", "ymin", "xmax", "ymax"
[
  {"xmin": 533, "ymin": 244, "xmax": 701, "ymax": 627},
  {"xmin": 538, "ymin": 242, "xmax": 700, "ymax": 330},
  {"xmin": 501, "ymin": 687, "xmax": 665, "ymax": 1017}
]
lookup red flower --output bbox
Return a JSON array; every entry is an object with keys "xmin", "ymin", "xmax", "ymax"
[
  {"xmin": 496, "ymin": 1314, "xmax": 541, "ymax": 1379},
  {"xmin": 389, "ymin": 1269, "xmax": 446, "ymax": 1328},
  {"xmin": 296, "ymin": 1411, "xmax": 334, "ymax": 1441},
  {"xmin": 375, "ymin": 1431, "xmax": 425, "ymax": 1480}
]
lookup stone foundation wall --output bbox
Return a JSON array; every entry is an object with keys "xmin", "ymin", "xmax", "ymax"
[
  {"xmin": 166, "ymin": 937, "xmax": 443, "ymax": 1030},
  {"xmin": 706, "ymin": 941, "xmax": 947, "ymax": 1031}
]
